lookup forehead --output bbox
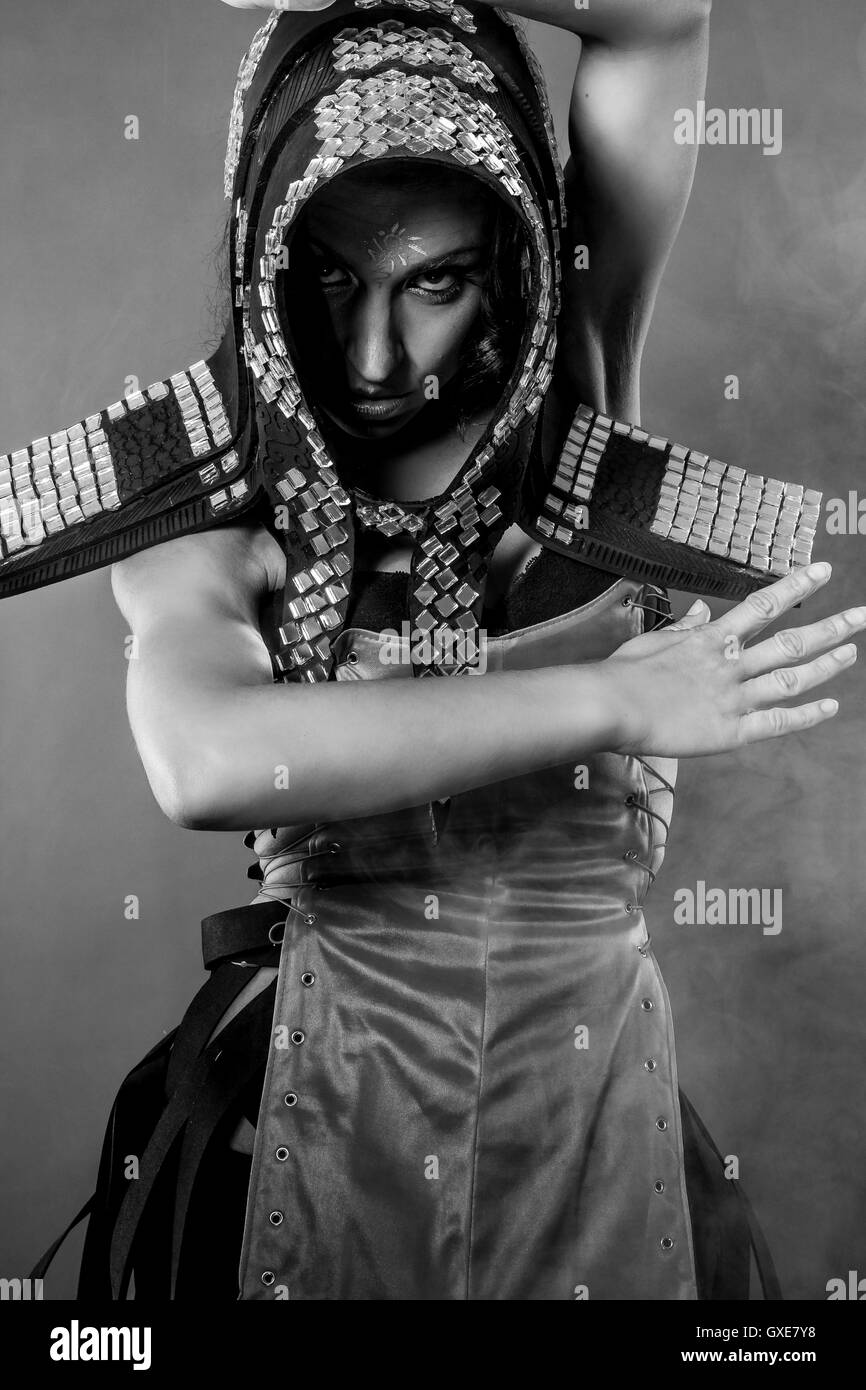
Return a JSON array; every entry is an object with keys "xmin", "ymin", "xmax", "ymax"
[{"xmin": 301, "ymin": 171, "xmax": 491, "ymax": 251}]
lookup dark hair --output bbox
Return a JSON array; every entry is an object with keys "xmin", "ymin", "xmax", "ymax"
[{"xmin": 444, "ymin": 175, "xmax": 529, "ymax": 425}]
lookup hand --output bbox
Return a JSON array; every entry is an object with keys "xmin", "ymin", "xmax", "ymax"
[
  {"xmin": 604, "ymin": 562, "xmax": 864, "ymax": 758},
  {"xmin": 219, "ymin": 1, "xmax": 338, "ymax": 11}
]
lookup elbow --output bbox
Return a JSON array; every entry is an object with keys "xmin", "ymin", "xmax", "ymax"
[
  {"xmin": 156, "ymin": 782, "xmax": 233, "ymax": 833},
  {"xmin": 149, "ymin": 751, "xmax": 294, "ymax": 833},
  {"xmin": 148, "ymin": 766, "xmax": 212, "ymax": 832},
  {"xmin": 159, "ymin": 792, "xmax": 212, "ymax": 833},
  {"xmin": 143, "ymin": 746, "xmax": 233, "ymax": 832},
  {"xmin": 138, "ymin": 723, "xmax": 303, "ymax": 831}
]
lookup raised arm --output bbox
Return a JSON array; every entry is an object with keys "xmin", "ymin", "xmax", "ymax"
[
  {"xmin": 552, "ymin": 0, "xmax": 712, "ymax": 419},
  {"xmin": 487, "ymin": 1, "xmax": 713, "ymax": 420}
]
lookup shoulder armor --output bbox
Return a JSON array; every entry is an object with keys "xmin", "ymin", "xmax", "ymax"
[
  {"xmin": 0, "ymin": 333, "xmax": 256, "ymax": 600},
  {"xmin": 520, "ymin": 404, "xmax": 822, "ymax": 600}
]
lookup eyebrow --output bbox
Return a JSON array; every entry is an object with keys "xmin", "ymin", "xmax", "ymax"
[{"xmin": 307, "ymin": 239, "xmax": 488, "ymax": 275}]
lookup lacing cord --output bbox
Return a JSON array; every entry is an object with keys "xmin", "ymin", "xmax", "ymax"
[
  {"xmin": 621, "ymin": 593, "xmax": 676, "ymax": 631},
  {"xmin": 624, "ymin": 792, "xmax": 670, "ymax": 836},
  {"xmin": 255, "ymin": 841, "xmax": 341, "ymax": 871},
  {"xmin": 623, "ymin": 593, "xmax": 678, "ymax": 806},
  {"xmin": 624, "ymin": 779, "xmax": 672, "ymax": 950},
  {"xmin": 243, "ymin": 823, "xmax": 345, "ymax": 915},
  {"xmin": 634, "ymin": 757, "xmax": 676, "ymax": 797},
  {"xmin": 239, "ymin": 885, "xmax": 323, "ymax": 940},
  {"xmin": 623, "ymin": 849, "xmax": 657, "ymax": 885},
  {"xmin": 245, "ymin": 823, "xmax": 337, "ymax": 860}
]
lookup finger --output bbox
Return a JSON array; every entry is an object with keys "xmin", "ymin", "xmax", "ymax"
[
  {"xmin": 737, "ymin": 698, "xmax": 839, "ymax": 745},
  {"xmin": 737, "ymin": 606, "xmax": 866, "ymax": 678},
  {"xmin": 220, "ymin": 1, "xmax": 336, "ymax": 9},
  {"xmin": 719, "ymin": 562, "xmax": 832, "ymax": 644},
  {"xmin": 664, "ymin": 599, "xmax": 712, "ymax": 633},
  {"xmin": 739, "ymin": 643, "xmax": 857, "ymax": 708}
]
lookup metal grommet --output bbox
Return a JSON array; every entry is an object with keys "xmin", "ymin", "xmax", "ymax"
[
  {"xmin": 624, "ymin": 849, "xmax": 637, "ymax": 861},
  {"xmin": 269, "ymin": 1211, "xmax": 284, "ymax": 1227},
  {"xmin": 329, "ymin": 842, "xmax": 341, "ymax": 854},
  {"xmin": 625, "ymin": 793, "xmax": 637, "ymax": 806},
  {"xmin": 641, "ymin": 998, "xmax": 654, "ymax": 1011},
  {"xmin": 621, "ymin": 596, "xmax": 631, "ymax": 607},
  {"xmin": 660, "ymin": 1236, "xmax": 675, "ymax": 1251},
  {"xmin": 304, "ymin": 914, "xmax": 317, "ymax": 926},
  {"xmin": 625, "ymin": 901, "xmax": 636, "ymax": 913},
  {"xmin": 654, "ymin": 1180, "xmax": 665, "ymax": 1194},
  {"xmin": 301, "ymin": 971, "xmax": 316, "ymax": 987},
  {"xmin": 261, "ymin": 1270, "xmax": 276, "ymax": 1286},
  {"xmin": 644, "ymin": 1058, "xmax": 657, "ymax": 1072},
  {"xmin": 284, "ymin": 1092, "xmax": 298, "ymax": 1107},
  {"xmin": 268, "ymin": 921, "xmax": 286, "ymax": 946},
  {"xmin": 656, "ymin": 1117, "xmax": 668, "ymax": 1131},
  {"xmin": 275, "ymin": 1146, "xmax": 290, "ymax": 1162},
  {"xmin": 291, "ymin": 1030, "xmax": 305, "ymax": 1046},
  {"xmin": 346, "ymin": 652, "xmax": 360, "ymax": 665}
]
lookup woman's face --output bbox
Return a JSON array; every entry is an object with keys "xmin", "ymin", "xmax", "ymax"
[{"xmin": 288, "ymin": 174, "xmax": 492, "ymax": 439}]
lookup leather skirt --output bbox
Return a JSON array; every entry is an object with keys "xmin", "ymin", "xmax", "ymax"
[{"xmin": 63, "ymin": 891, "xmax": 779, "ymax": 1302}]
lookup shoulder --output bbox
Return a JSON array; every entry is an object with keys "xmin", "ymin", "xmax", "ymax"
[{"xmin": 110, "ymin": 517, "xmax": 286, "ymax": 629}]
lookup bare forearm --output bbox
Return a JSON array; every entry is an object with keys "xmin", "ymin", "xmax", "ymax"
[
  {"xmin": 454, "ymin": 0, "xmax": 711, "ymax": 43},
  {"xmin": 142, "ymin": 661, "xmax": 620, "ymax": 830},
  {"xmin": 224, "ymin": 0, "xmax": 711, "ymax": 37}
]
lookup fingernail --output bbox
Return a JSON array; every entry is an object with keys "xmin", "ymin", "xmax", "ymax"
[
  {"xmin": 820, "ymin": 699, "xmax": 839, "ymax": 713},
  {"xmin": 844, "ymin": 608, "xmax": 866, "ymax": 623},
  {"xmin": 807, "ymin": 562, "xmax": 831, "ymax": 578},
  {"xmin": 833, "ymin": 644, "xmax": 857, "ymax": 661}
]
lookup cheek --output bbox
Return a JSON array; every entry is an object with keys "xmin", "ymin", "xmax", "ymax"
[
  {"xmin": 306, "ymin": 290, "xmax": 340, "ymax": 339},
  {"xmin": 404, "ymin": 289, "xmax": 484, "ymax": 374}
]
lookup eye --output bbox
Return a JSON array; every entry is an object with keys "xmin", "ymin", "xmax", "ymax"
[
  {"xmin": 415, "ymin": 269, "xmax": 457, "ymax": 289},
  {"xmin": 409, "ymin": 267, "xmax": 466, "ymax": 301},
  {"xmin": 315, "ymin": 260, "xmax": 350, "ymax": 288}
]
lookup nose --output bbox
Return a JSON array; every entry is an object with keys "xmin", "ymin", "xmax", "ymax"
[{"xmin": 344, "ymin": 289, "xmax": 404, "ymax": 389}]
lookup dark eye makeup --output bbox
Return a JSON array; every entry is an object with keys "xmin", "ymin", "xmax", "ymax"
[{"xmin": 310, "ymin": 251, "xmax": 483, "ymax": 304}]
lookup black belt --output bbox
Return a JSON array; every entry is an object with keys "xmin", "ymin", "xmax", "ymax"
[{"xmin": 200, "ymin": 900, "xmax": 290, "ymax": 970}]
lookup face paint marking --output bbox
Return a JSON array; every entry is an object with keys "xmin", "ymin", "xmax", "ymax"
[{"xmin": 364, "ymin": 222, "xmax": 428, "ymax": 279}]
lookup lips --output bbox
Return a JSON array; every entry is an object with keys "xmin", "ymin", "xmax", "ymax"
[{"xmin": 347, "ymin": 395, "xmax": 409, "ymax": 421}]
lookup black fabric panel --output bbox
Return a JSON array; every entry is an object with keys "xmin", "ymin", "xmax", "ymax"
[
  {"xmin": 592, "ymin": 431, "xmax": 666, "ymax": 525},
  {"xmin": 495, "ymin": 549, "xmax": 615, "ymax": 634},
  {"xmin": 346, "ymin": 569, "xmax": 411, "ymax": 632},
  {"xmin": 345, "ymin": 552, "xmax": 617, "ymax": 637},
  {"xmin": 679, "ymin": 1088, "xmax": 752, "ymax": 1300},
  {"xmin": 104, "ymin": 393, "xmax": 193, "ymax": 502}
]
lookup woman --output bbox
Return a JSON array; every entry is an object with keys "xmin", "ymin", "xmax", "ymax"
[{"xmin": 7, "ymin": 0, "xmax": 862, "ymax": 1300}]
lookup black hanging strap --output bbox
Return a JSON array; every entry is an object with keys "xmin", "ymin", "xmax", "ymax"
[{"xmin": 108, "ymin": 978, "xmax": 277, "ymax": 1300}]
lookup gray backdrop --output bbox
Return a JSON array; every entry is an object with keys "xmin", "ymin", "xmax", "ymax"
[{"xmin": 1, "ymin": 0, "xmax": 864, "ymax": 1299}]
